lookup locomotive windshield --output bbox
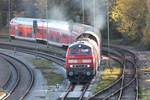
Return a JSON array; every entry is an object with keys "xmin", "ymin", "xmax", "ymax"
[{"xmin": 69, "ymin": 44, "xmax": 91, "ymax": 55}]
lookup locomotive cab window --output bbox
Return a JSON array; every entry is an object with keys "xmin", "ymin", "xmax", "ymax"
[{"xmin": 69, "ymin": 44, "xmax": 91, "ymax": 55}]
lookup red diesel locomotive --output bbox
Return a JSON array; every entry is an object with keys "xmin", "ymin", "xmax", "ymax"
[{"xmin": 65, "ymin": 31, "xmax": 101, "ymax": 84}]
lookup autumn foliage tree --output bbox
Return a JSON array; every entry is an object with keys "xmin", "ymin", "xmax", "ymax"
[
  {"xmin": 110, "ymin": 0, "xmax": 147, "ymax": 43},
  {"xmin": 142, "ymin": 0, "xmax": 150, "ymax": 48}
]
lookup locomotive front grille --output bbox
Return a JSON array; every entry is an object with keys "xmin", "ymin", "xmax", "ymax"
[
  {"xmin": 72, "ymin": 64, "xmax": 88, "ymax": 68},
  {"xmin": 70, "ymin": 64, "xmax": 94, "ymax": 74}
]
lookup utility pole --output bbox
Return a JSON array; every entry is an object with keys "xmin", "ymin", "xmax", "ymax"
[
  {"xmin": 46, "ymin": 0, "xmax": 49, "ymax": 48},
  {"xmin": 105, "ymin": 0, "xmax": 111, "ymax": 69},
  {"xmin": 82, "ymin": 0, "xmax": 85, "ymax": 25},
  {"xmin": 8, "ymin": 0, "xmax": 11, "ymax": 42},
  {"xmin": 93, "ymin": 0, "xmax": 96, "ymax": 32},
  {"xmin": 106, "ymin": 0, "xmax": 110, "ymax": 51},
  {"xmin": 33, "ymin": 20, "xmax": 38, "ymax": 58}
]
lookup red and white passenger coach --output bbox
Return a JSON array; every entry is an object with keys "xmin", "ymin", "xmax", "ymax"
[{"xmin": 10, "ymin": 17, "xmax": 93, "ymax": 46}]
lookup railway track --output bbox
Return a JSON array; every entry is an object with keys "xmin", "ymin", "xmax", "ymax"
[
  {"xmin": 109, "ymin": 45, "xmax": 138, "ymax": 100},
  {"xmin": 0, "ymin": 42, "xmax": 67, "ymax": 100},
  {"xmin": 0, "ymin": 53, "xmax": 34, "ymax": 100},
  {"xmin": 61, "ymin": 83, "xmax": 90, "ymax": 100},
  {"xmin": 0, "ymin": 42, "xmax": 65, "ymax": 66},
  {"xmin": 0, "ymin": 42, "xmax": 66, "ymax": 57},
  {"xmin": 0, "ymin": 46, "xmax": 86, "ymax": 100},
  {"xmin": 89, "ymin": 45, "xmax": 138, "ymax": 100},
  {"xmin": 59, "ymin": 46, "xmax": 127, "ymax": 100},
  {"xmin": 0, "ymin": 42, "xmax": 138, "ymax": 100}
]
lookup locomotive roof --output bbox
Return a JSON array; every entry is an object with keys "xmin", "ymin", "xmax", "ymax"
[
  {"xmin": 69, "ymin": 39, "xmax": 94, "ymax": 48},
  {"xmin": 10, "ymin": 17, "xmax": 70, "ymax": 32},
  {"xmin": 76, "ymin": 31, "xmax": 100, "ymax": 46}
]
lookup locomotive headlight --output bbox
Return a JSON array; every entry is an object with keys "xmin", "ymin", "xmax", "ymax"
[
  {"xmin": 82, "ymin": 59, "xmax": 92, "ymax": 63},
  {"xmin": 70, "ymin": 65, "xmax": 73, "ymax": 68},
  {"xmin": 87, "ymin": 65, "xmax": 90, "ymax": 68},
  {"xmin": 86, "ymin": 72, "xmax": 91, "ymax": 76},
  {"xmin": 69, "ymin": 71, "xmax": 73, "ymax": 76}
]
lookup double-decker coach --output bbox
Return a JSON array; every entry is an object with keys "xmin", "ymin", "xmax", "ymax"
[{"xmin": 10, "ymin": 17, "xmax": 94, "ymax": 46}]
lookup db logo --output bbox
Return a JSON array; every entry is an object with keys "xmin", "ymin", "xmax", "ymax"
[{"xmin": 78, "ymin": 59, "xmax": 82, "ymax": 63}]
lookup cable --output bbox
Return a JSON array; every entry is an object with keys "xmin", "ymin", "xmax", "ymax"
[
  {"xmin": 46, "ymin": 0, "xmax": 48, "ymax": 47},
  {"xmin": 93, "ymin": 0, "xmax": 96, "ymax": 32},
  {"xmin": 106, "ymin": 1, "xmax": 111, "ymax": 68},
  {"xmin": 82, "ymin": 0, "xmax": 85, "ymax": 25},
  {"xmin": 8, "ymin": 0, "xmax": 11, "ymax": 42}
]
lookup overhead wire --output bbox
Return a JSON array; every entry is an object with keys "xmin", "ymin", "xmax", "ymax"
[
  {"xmin": 82, "ymin": 0, "xmax": 85, "ymax": 25},
  {"xmin": 46, "ymin": 0, "xmax": 49, "ymax": 48},
  {"xmin": 106, "ymin": 0, "xmax": 111, "ymax": 69},
  {"xmin": 8, "ymin": 0, "xmax": 11, "ymax": 42},
  {"xmin": 93, "ymin": 0, "xmax": 96, "ymax": 32}
]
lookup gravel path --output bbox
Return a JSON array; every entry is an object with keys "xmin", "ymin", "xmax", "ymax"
[
  {"xmin": 0, "ymin": 57, "xmax": 11, "ymax": 89},
  {"xmin": 0, "ymin": 48, "xmax": 68, "ymax": 100},
  {"xmin": 136, "ymin": 51, "xmax": 150, "ymax": 100},
  {"xmin": 0, "ymin": 39, "xmax": 65, "ymax": 52}
]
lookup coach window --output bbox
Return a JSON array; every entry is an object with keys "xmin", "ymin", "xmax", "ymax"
[
  {"xmin": 38, "ymin": 28, "xmax": 46, "ymax": 34},
  {"xmin": 62, "ymin": 34, "xmax": 67, "ymax": 43},
  {"xmin": 70, "ymin": 45, "xmax": 91, "ymax": 55}
]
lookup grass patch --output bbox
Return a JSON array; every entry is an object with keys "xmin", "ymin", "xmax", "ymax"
[
  {"xmin": 32, "ymin": 58, "xmax": 64, "ymax": 85},
  {"xmin": 44, "ymin": 71, "xmax": 64, "ymax": 85},
  {"xmin": 94, "ymin": 66, "xmax": 121, "ymax": 93},
  {"xmin": 110, "ymin": 39, "xmax": 123, "ymax": 44},
  {"xmin": 0, "ymin": 27, "xmax": 9, "ymax": 32},
  {"xmin": 32, "ymin": 58, "xmax": 53, "ymax": 69},
  {"xmin": 0, "ymin": 35, "xmax": 9, "ymax": 39},
  {"xmin": 0, "ymin": 91, "xmax": 6, "ymax": 97},
  {"xmin": 141, "ymin": 67, "xmax": 150, "ymax": 72},
  {"xmin": 94, "ymin": 79, "xmax": 114, "ymax": 93},
  {"xmin": 0, "ymin": 28, "xmax": 9, "ymax": 39},
  {"xmin": 47, "ymin": 46, "xmax": 66, "ymax": 55},
  {"xmin": 102, "ymin": 67, "xmax": 121, "ymax": 79},
  {"xmin": 139, "ymin": 88, "xmax": 150, "ymax": 100}
]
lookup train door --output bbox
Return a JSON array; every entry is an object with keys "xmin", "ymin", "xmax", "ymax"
[
  {"xmin": 48, "ymin": 29, "xmax": 61, "ymax": 43},
  {"xmin": 60, "ymin": 33, "xmax": 71, "ymax": 44},
  {"xmin": 10, "ymin": 24, "xmax": 16, "ymax": 37},
  {"xmin": 22, "ymin": 25, "xmax": 30, "ymax": 38},
  {"xmin": 16, "ymin": 24, "xmax": 23, "ymax": 37},
  {"xmin": 37, "ymin": 27, "xmax": 46, "ymax": 40},
  {"xmin": 26, "ymin": 26, "xmax": 32, "ymax": 38},
  {"xmin": 36, "ymin": 20, "xmax": 46, "ymax": 40},
  {"xmin": 32, "ymin": 20, "xmax": 37, "ymax": 38}
]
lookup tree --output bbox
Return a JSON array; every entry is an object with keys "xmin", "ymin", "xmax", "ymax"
[
  {"xmin": 142, "ymin": 0, "xmax": 150, "ymax": 48},
  {"xmin": 110, "ymin": 0, "xmax": 147, "ymax": 43}
]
